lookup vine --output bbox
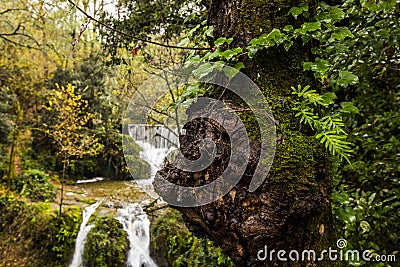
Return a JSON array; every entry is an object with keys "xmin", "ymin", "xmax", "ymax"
[{"xmin": 172, "ymin": 1, "xmax": 375, "ymax": 162}]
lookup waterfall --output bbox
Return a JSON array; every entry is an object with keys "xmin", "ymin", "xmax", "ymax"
[
  {"xmin": 127, "ymin": 124, "xmax": 179, "ymax": 198},
  {"xmin": 134, "ymin": 141, "xmax": 175, "ymax": 199},
  {"xmin": 117, "ymin": 203, "xmax": 157, "ymax": 267},
  {"xmin": 69, "ymin": 199, "xmax": 103, "ymax": 267},
  {"xmin": 68, "ymin": 124, "xmax": 175, "ymax": 267},
  {"xmin": 137, "ymin": 141, "xmax": 171, "ymax": 178}
]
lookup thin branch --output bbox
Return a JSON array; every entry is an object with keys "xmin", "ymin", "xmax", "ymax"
[
  {"xmin": 0, "ymin": 35, "xmax": 40, "ymax": 50},
  {"xmin": 66, "ymin": 0, "xmax": 210, "ymax": 51},
  {"xmin": 0, "ymin": 8, "xmax": 28, "ymax": 15},
  {"xmin": 0, "ymin": 22, "xmax": 41, "ymax": 47}
]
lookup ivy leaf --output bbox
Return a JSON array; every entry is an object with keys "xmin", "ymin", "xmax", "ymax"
[
  {"xmin": 377, "ymin": 0, "xmax": 396, "ymax": 10},
  {"xmin": 331, "ymin": 27, "xmax": 354, "ymax": 41},
  {"xmin": 337, "ymin": 70, "xmax": 359, "ymax": 87},
  {"xmin": 233, "ymin": 62, "xmax": 245, "ymax": 70},
  {"xmin": 294, "ymin": 21, "xmax": 321, "ymax": 34},
  {"xmin": 214, "ymin": 37, "xmax": 233, "ymax": 47},
  {"xmin": 223, "ymin": 67, "xmax": 240, "ymax": 80},
  {"xmin": 203, "ymin": 26, "xmax": 214, "ymax": 38},
  {"xmin": 283, "ymin": 40, "xmax": 293, "ymax": 51},
  {"xmin": 315, "ymin": 6, "xmax": 345, "ymax": 24},
  {"xmin": 302, "ymin": 59, "xmax": 330, "ymax": 75},
  {"xmin": 184, "ymin": 55, "xmax": 201, "ymax": 68},
  {"xmin": 340, "ymin": 102, "xmax": 359, "ymax": 114},
  {"xmin": 248, "ymin": 29, "xmax": 285, "ymax": 47},
  {"xmin": 192, "ymin": 63, "xmax": 214, "ymax": 79},
  {"xmin": 181, "ymin": 98, "xmax": 196, "ymax": 108},
  {"xmin": 221, "ymin": 47, "xmax": 242, "ymax": 60},
  {"xmin": 283, "ymin": 25, "xmax": 294, "ymax": 32},
  {"xmin": 321, "ymin": 92, "xmax": 337, "ymax": 106},
  {"xmin": 360, "ymin": 0, "xmax": 379, "ymax": 11},
  {"xmin": 288, "ymin": 3, "xmax": 308, "ymax": 19},
  {"xmin": 178, "ymin": 37, "xmax": 190, "ymax": 47}
]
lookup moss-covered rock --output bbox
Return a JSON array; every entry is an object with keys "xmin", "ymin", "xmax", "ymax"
[
  {"xmin": 84, "ymin": 216, "xmax": 127, "ymax": 267},
  {"xmin": 151, "ymin": 208, "xmax": 235, "ymax": 267},
  {"xmin": 0, "ymin": 193, "xmax": 81, "ymax": 267}
]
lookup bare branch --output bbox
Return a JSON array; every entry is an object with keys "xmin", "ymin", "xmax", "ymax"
[
  {"xmin": 66, "ymin": 0, "xmax": 210, "ymax": 51},
  {"xmin": 0, "ymin": 8, "xmax": 28, "ymax": 15}
]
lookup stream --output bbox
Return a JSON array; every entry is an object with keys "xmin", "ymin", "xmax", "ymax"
[{"xmin": 68, "ymin": 125, "xmax": 176, "ymax": 267}]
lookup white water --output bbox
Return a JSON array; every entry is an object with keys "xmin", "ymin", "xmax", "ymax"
[
  {"xmin": 117, "ymin": 203, "xmax": 157, "ymax": 267},
  {"xmin": 76, "ymin": 177, "xmax": 104, "ymax": 184},
  {"xmin": 69, "ymin": 126, "xmax": 175, "ymax": 267},
  {"xmin": 134, "ymin": 141, "xmax": 175, "ymax": 198},
  {"xmin": 69, "ymin": 199, "xmax": 103, "ymax": 267}
]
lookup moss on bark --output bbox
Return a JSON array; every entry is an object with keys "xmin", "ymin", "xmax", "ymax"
[{"xmin": 155, "ymin": 0, "xmax": 343, "ymax": 266}]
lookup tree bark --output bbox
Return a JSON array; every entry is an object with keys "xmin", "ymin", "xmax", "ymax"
[{"xmin": 156, "ymin": 1, "xmax": 342, "ymax": 266}]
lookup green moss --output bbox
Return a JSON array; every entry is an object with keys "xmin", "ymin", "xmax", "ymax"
[
  {"xmin": 151, "ymin": 208, "xmax": 235, "ymax": 267},
  {"xmin": 266, "ymin": 129, "xmax": 330, "ymax": 188},
  {"xmin": 84, "ymin": 216, "xmax": 127, "ymax": 267},
  {"xmin": 0, "ymin": 194, "xmax": 82, "ymax": 267}
]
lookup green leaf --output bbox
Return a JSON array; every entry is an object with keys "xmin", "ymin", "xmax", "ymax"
[
  {"xmin": 368, "ymin": 193, "xmax": 377, "ymax": 205},
  {"xmin": 248, "ymin": 29, "xmax": 285, "ymax": 47},
  {"xmin": 186, "ymin": 84, "xmax": 200, "ymax": 94},
  {"xmin": 377, "ymin": 0, "xmax": 396, "ymax": 10},
  {"xmin": 321, "ymin": 92, "xmax": 337, "ymax": 105},
  {"xmin": 295, "ymin": 21, "xmax": 321, "ymax": 34},
  {"xmin": 214, "ymin": 37, "xmax": 234, "ymax": 46},
  {"xmin": 283, "ymin": 40, "xmax": 293, "ymax": 51},
  {"xmin": 203, "ymin": 26, "xmax": 214, "ymax": 38},
  {"xmin": 337, "ymin": 70, "xmax": 359, "ymax": 87},
  {"xmin": 192, "ymin": 63, "xmax": 214, "ymax": 79},
  {"xmin": 214, "ymin": 37, "xmax": 227, "ymax": 46},
  {"xmin": 340, "ymin": 102, "xmax": 359, "ymax": 114},
  {"xmin": 181, "ymin": 98, "xmax": 195, "ymax": 108},
  {"xmin": 303, "ymin": 59, "xmax": 330, "ymax": 75},
  {"xmin": 331, "ymin": 27, "xmax": 354, "ymax": 41},
  {"xmin": 223, "ymin": 67, "xmax": 240, "ymax": 80},
  {"xmin": 303, "ymin": 62, "xmax": 313, "ymax": 71},
  {"xmin": 177, "ymin": 37, "xmax": 190, "ymax": 47},
  {"xmin": 184, "ymin": 55, "xmax": 201, "ymax": 68},
  {"xmin": 315, "ymin": 7, "xmax": 345, "ymax": 24},
  {"xmin": 213, "ymin": 61, "xmax": 225, "ymax": 71},
  {"xmin": 360, "ymin": 0, "xmax": 379, "ymax": 11},
  {"xmin": 220, "ymin": 47, "xmax": 242, "ymax": 60},
  {"xmin": 288, "ymin": 3, "xmax": 308, "ymax": 19},
  {"xmin": 283, "ymin": 25, "xmax": 294, "ymax": 32},
  {"xmin": 233, "ymin": 62, "xmax": 245, "ymax": 70}
]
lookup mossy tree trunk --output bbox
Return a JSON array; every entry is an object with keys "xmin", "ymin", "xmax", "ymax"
[{"xmin": 157, "ymin": 0, "xmax": 343, "ymax": 266}]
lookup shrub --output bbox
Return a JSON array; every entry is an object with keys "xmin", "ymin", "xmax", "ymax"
[
  {"xmin": 84, "ymin": 216, "xmax": 127, "ymax": 267},
  {"xmin": 12, "ymin": 169, "xmax": 56, "ymax": 202}
]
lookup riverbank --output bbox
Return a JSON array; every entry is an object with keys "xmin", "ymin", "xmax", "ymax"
[{"xmin": 0, "ymin": 179, "xmax": 234, "ymax": 267}]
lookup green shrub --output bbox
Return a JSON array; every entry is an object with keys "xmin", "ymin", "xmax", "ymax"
[
  {"xmin": 12, "ymin": 169, "xmax": 56, "ymax": 202},
  {"xmin": 0, "ymin": 194, "xmax": 81, "ymax": 267},
  {"xmin": 151, "ymin": 209, "xmax": 235, "ymax": 267},
  {"xmin": 84, "ymin": 216, "xmax": 127, "ymax": 267}
]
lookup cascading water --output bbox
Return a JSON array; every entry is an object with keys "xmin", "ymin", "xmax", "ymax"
[
  {"xmin": 126, "ymin": 124, "xmax": 179, "ymax": 198},
  {"xmin": 134, "ymin": 140, "xmax": 176, "ymax": 199},
  {"xmin": 118, "ymin": 126, "xmax": 177, "ymax": 267},
  {"xmin": 69, "ymin": 125, "xmax": 175, "ymax": 266},
  {"xmin": 69, "ymin": 199, "xmax": 103, "ymax": 267},
  {"xmin": 117, "ymin": 203, "xmax": 157, "ymax": 267}
]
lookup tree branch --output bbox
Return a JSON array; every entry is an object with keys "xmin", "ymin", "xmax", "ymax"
[
  {"xmin": 0, "ymin": 8, "xmax": 28, "ymax": 15},
  {"xmin": 66, "ymin": 0, "xmax": 210, "ymax": 51}
]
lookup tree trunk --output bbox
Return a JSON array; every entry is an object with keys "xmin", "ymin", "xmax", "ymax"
[
  {"xmin": 59, "ymin": 155, "xmax": 67, "ymax": 216},
  {"xmin": 156, "ymin": 0, "xmax": 342, "ymax": 266}
]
